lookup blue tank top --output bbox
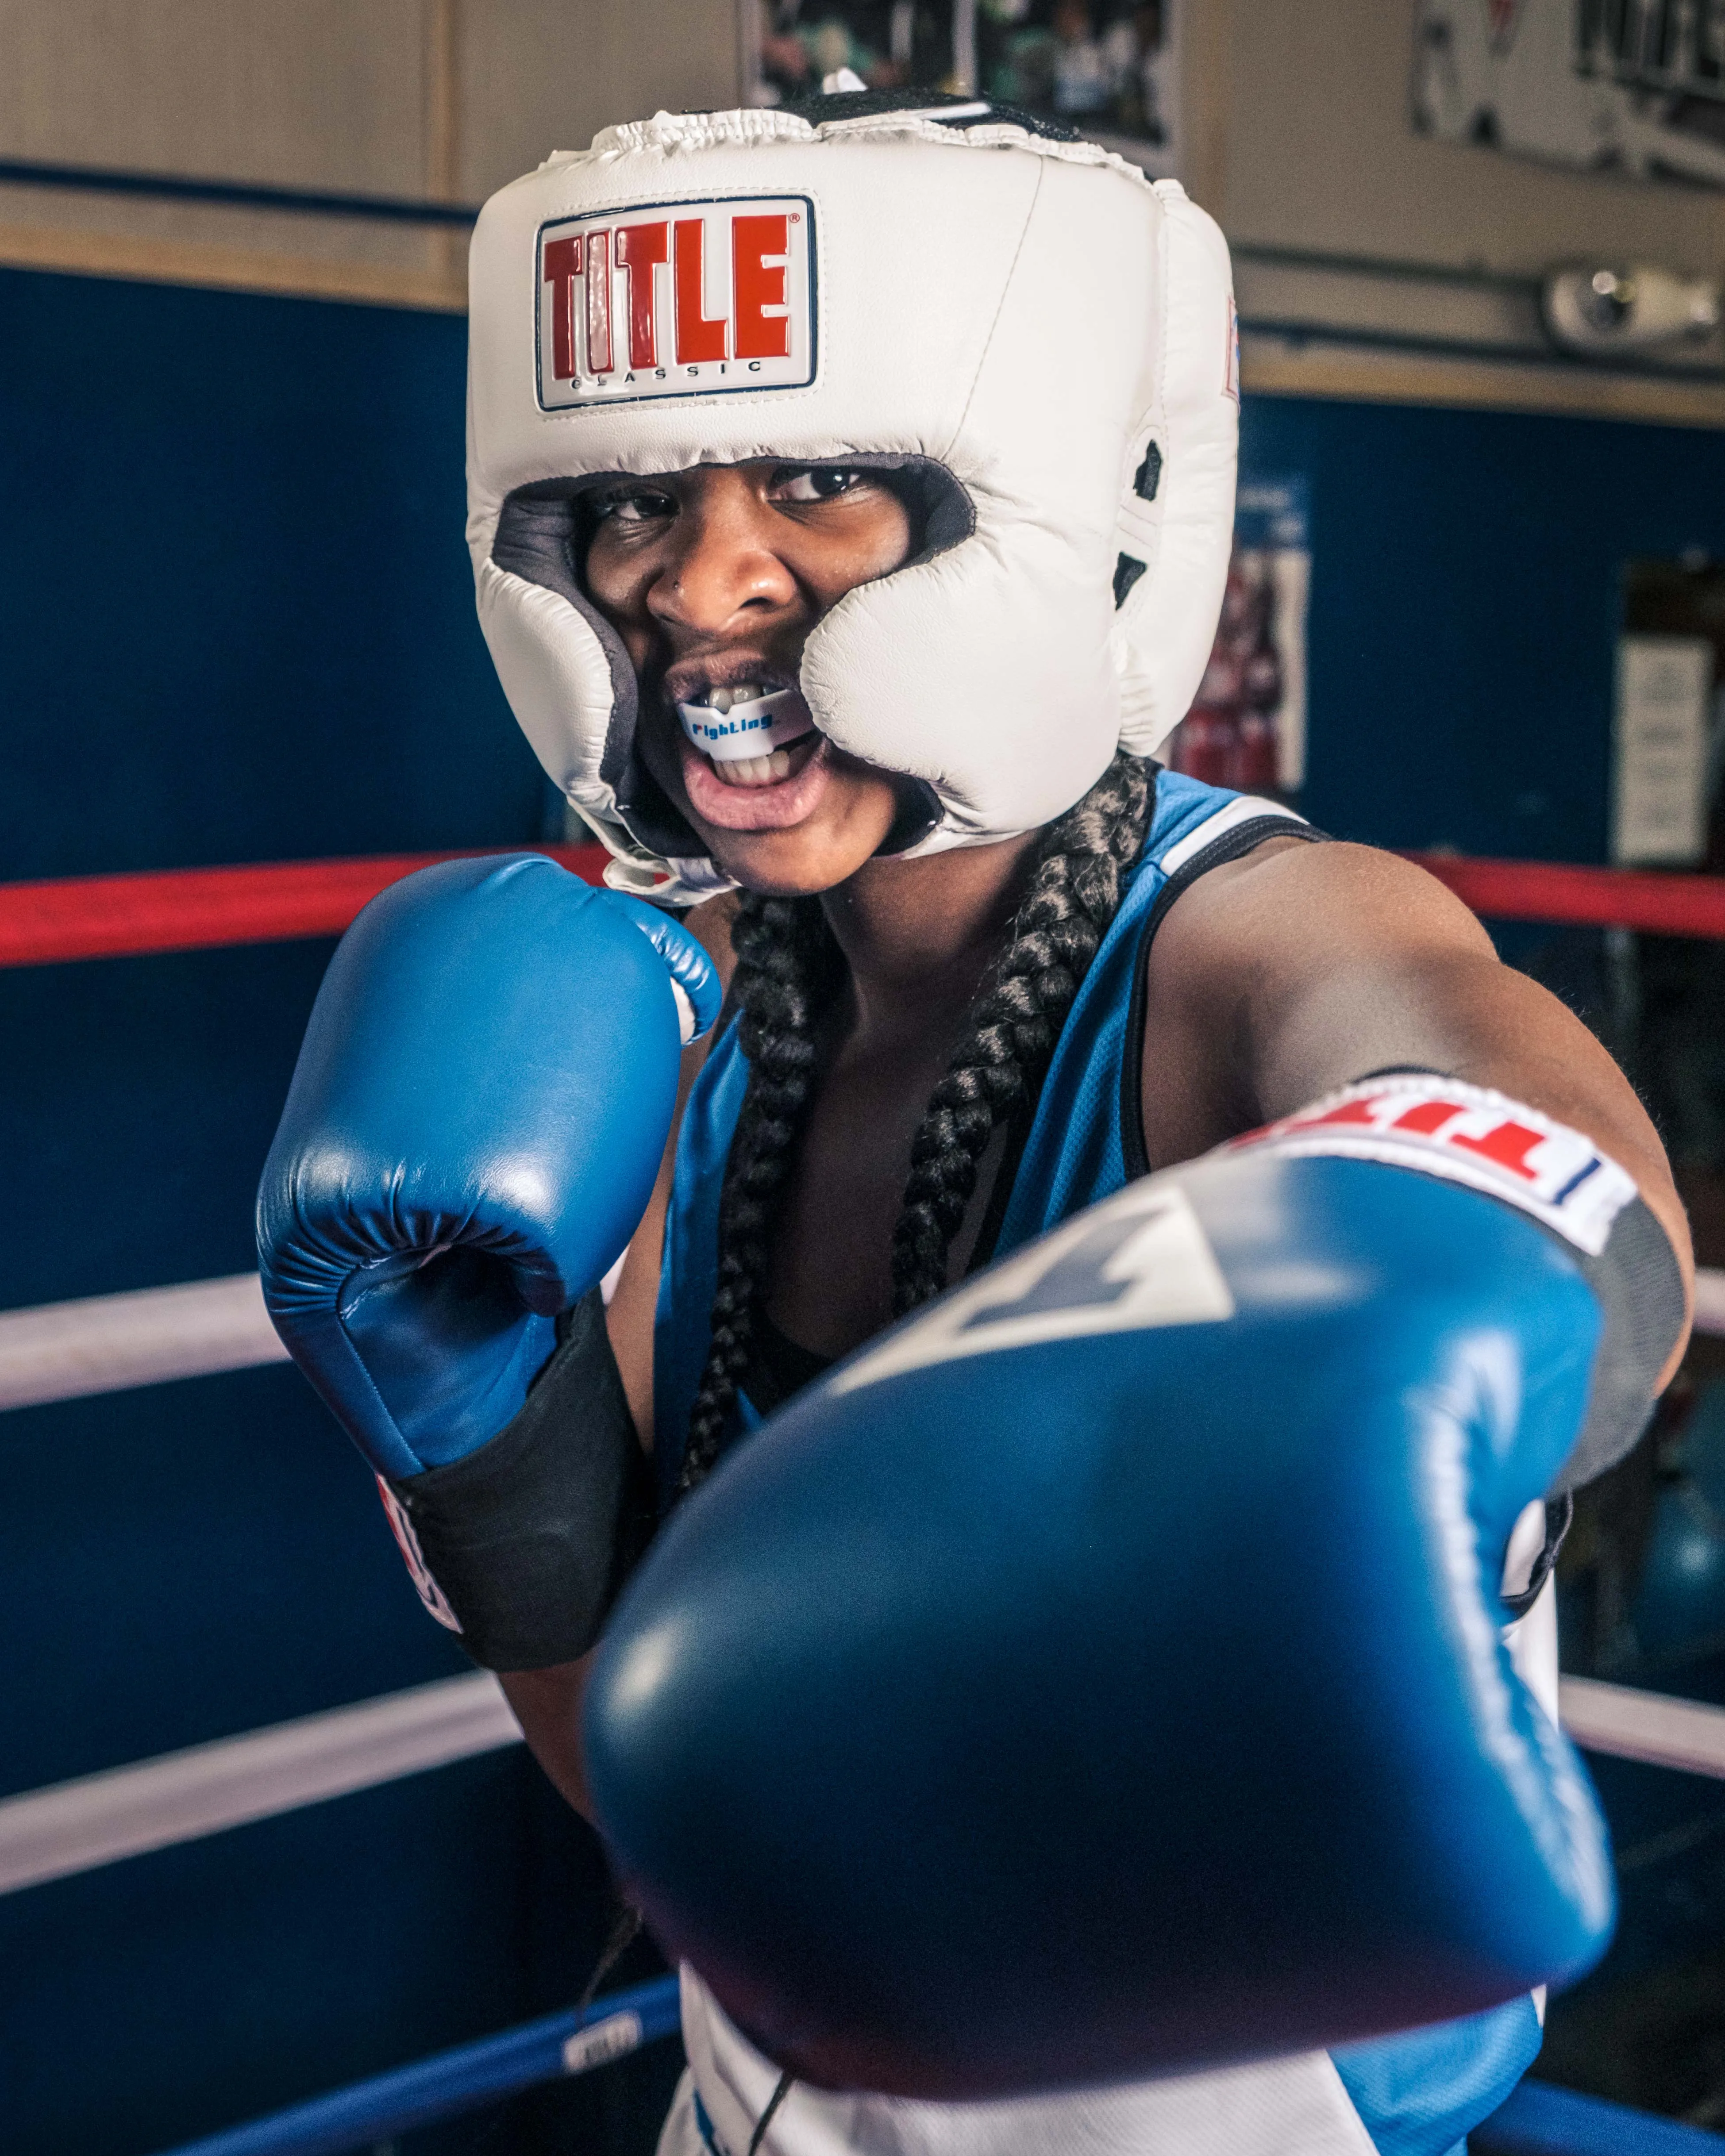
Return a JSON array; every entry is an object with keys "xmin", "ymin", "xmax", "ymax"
[{"xmin": 651, "ymin": 770, "xmax": 1541, "ymax": 2156}]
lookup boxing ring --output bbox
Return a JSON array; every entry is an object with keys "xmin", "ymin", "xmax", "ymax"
[{"xmin": 5, "ymin": 844, "xmax": 1725, "ymax": 2156}]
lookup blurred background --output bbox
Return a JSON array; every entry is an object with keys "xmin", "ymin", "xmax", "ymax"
[{"xmin": 6, "ymin": 2, "xmax": 1725, "ymax": 2149}]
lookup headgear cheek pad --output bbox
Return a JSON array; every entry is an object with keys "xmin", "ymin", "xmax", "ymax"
[{"xmin": 466, "ymin": 105, "xmax": 1239, "ymax": 903}]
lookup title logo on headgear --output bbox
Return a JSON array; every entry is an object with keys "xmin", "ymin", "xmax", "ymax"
[{"xmin": 536, "ymin": 194, "xmax": 817, "ymax": 411}]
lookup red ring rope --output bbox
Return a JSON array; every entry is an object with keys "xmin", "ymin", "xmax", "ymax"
[
  {"xmin": 0, "ymin": 846, "xmax": 608, "ymax": 968},
  {"xmin": 1405, "ymin": 854, "xmax": 1725, "ymax": 942},
  {"xmin": 0, "ymin": 845, "xmax": 1722, "ymax": 969}
]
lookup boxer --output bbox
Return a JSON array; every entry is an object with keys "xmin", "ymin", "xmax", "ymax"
[{"xmin": 259, "ymin": 90, "xmax": 1691, "ymax": 2156}]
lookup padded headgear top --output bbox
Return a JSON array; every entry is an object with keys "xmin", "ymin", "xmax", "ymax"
[{"xmin": 467, "ymin": 100, "xmax": 1239, "ymax": 902}]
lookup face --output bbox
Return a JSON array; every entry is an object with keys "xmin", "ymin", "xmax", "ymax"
[{"xmin": 582, "ymin": 460, "xmax": 916, "ymax": 894}]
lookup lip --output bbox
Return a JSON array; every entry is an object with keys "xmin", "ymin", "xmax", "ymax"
[{"xmin": 679, "ymin": 728, "xmax": 832, "ymax": 831}]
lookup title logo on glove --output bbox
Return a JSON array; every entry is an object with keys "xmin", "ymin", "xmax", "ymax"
[
  {"xmin": 1230, "ymin": 1076, "xmax": 1637, "ymax": 1256},
  {"xmin": 536, "ymin": 195, "xmax": 817, "ymax": 411}
]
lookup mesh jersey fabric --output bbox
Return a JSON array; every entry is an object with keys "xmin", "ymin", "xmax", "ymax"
[{"xmin": 648, "ymin": 768, "xmax": 1544, "ymax": 2152}]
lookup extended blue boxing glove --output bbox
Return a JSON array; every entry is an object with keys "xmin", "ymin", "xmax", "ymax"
[
  {"xmin": 584, "ymin": 1075, "xmax": 1683, "ymax": 2097},
  {"xmin": 258, "ymin": 853, "xmax": 720, "ymax": 1668}
]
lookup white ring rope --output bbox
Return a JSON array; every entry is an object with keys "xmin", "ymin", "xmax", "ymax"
[
  {"xmin": 0, "ymin": 1266, "xmax": 1719, "ymax": 1416},
  {"xmin": 1557, "ymin": 1678, "xmax": 1725, "ymax": 1781},
  {"xmin": 1694, "ymin": 1266, "xmax": 1725, "ymax": 1339},
  {"xmin": 0, "ymin": 1672, "xmax": 520, "ymax": 1896},
  {"xmin": 0, "ymin": 1670, "xmax": 1718, "ymax": 1905},
  {"xmin": 1, "ymin": 1273, "xmax": 1722, "ymax": 1900},
  {"xmin": 0, "ymin": 1260, "xmax": 634, "ymax": 1413},
  {"xmin": 0, "ymin": 1272, "xmax": 287, "ymax": 1410}
]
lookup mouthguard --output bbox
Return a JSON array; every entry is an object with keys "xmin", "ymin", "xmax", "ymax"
[{"xmin": 677, "ymin": 687, "xmax": 815, "ymax": 763}]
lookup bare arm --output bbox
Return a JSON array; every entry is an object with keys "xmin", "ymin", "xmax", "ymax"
[
  {"xmin": 502, "ymin": 892, "xmax": 739, "ymax": 1820},
  {"xmin": 499, "ymin": 1654, "xmax": 601, "ymax": 1819},
  {"xmin": 1140, "ymin": 840, "xmax": 1693, "ymax": 1387}
]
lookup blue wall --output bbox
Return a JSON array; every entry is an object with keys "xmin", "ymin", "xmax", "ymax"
[
  {"xmin": 6, "ymin": 259, "xmax": 1725, "ymax": 2151},
  {"xmin": 1243, "ymin": 394, "xmax": 1725, "ymax": 865},
  {"xmin": 0, "ymin": 265, "xmax": 546, "ymax": 879},
  {"xmin": 0, "ymin": 268, "xmax": 677, "ymax": 2156}
]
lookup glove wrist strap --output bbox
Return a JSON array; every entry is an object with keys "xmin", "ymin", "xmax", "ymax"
[{"xmin": 377, "ymin": 1287, "xmax": 652, "ymax": 1670}]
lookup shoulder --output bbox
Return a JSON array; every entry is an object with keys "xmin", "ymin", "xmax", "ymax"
[
  {"xmin": 1148, "ymin": 838, "xmax": 1497, "ymax": 993},
  {"xmin": 1132, "ymin": 837, "xmax": 1501, "ymax": 1166}
]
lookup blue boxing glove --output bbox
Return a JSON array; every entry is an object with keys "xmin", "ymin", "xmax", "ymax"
[
  {"xmin": 258, "ymin": 853, "xmax": 719, "ymax": 1668},
  {"xmin": 585, "ymin": 1076, "xmax": 1684, "ymax": 2097}
]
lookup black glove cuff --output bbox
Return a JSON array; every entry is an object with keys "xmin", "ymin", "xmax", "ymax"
[
  {"xmin": 1339, "ymin": 1066, "xmax": 1685, "ymax": 1493},
  {"xmin": 1553, "ymin": 1191, "xmax": 1686, "ymax": 1494},
  {"xmin": 383, "ymin": 1288, "xmax": 654, "ymax": 1670}
]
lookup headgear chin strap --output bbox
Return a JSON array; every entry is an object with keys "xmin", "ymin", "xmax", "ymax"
[{"xmin": 467, "ymin": 99, "xmax": 1240, "ymax": 904}]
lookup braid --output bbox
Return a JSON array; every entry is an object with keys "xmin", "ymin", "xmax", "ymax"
[
  {"xmin": 680, "ymin": 750, "xmax": 1154, "ymax": 1490},
  {"xmin": 889, "ymin": 750, "xmax": 1153, "ymax": 1314},
  {"xmin": 680, "ymin": 890, "xmax": 842, "ymax": 1491}
]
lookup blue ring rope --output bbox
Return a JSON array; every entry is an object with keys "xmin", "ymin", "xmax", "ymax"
[
  {"xmin": 149, "ymin": 1972, "xmax": 682, "ymax": 2156},
  {"xmin": 147, "ymin": 1983, "xmax": 1725, "ymax": 2156}
]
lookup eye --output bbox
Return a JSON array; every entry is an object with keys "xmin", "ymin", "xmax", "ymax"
[
  {"xmin": 774, "ymin": 466, "xmax": 870, "ymax": 503},
  {"xmin": 593, "ymin": 485, "xmax": 676, "ymax": 525}
]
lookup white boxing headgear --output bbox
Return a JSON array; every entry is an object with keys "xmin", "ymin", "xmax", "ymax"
[{"xmin": 467, "ymin": 97, "xmax": 1239, "ymax": 902}]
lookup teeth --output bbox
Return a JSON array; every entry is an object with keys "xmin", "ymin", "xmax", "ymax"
[
  {"xmin": 714, "ymin": 748, "xmax": 794, "ymax": 788},
  {"xmin": 699, "ymin": 683, "xmax": 764, "ymax": 714}
]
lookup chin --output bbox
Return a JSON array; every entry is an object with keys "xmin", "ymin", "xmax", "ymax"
[{"xmin": 705, "ymin": 819, "xmax": 887, "ymax": 898}]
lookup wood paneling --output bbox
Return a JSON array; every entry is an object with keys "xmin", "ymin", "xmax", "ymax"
[
  {"xmin": 1241, "ymin": 334, "xmax": 1725, "ymax": 432},
  {"xmin": 0, "ymin": 0, "xmax": 1715, "ymax": 427},
  {"xmin": 1209, "ymin": 0, "xmax": 1725, "ymax": 280},
  {"xmin": 0, "ymin": 0, "xmax": 739, "ymax": 307},
  {"xmin": 454, "ymin": 0, "xmax": 743, "ymax": 201},
  {"xmin": 0, "ymin": 1, "xmax": 431, "ymax": 194}
]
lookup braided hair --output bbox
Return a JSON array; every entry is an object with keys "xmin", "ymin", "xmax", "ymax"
[{"xmin": 678, "ymin": 750, "xmax": 1154, "ymax": 1494}]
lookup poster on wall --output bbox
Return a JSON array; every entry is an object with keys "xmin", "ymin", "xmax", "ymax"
[
  {"xmin": 748, "ymin": 0, "xmax": 1183, "ymax": 173},
  {"xmin": 1164, "ymin": 477, "xmax": 1311, "ymax": 799},
  {"xmin": 1414, "ymin": 1, "xmax": 1725, "ymax": 188},
  {"xmin": 1613, "ymin": 635, "xmax": 1713, "ymax": 862},
  {"xmin": 1613, "ymin": 557, "xmax": 1725, "ymax": 867}
]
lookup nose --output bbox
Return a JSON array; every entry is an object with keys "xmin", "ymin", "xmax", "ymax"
[{"xmin": 647, "ymin": 473, "xmax": 798, "ymax": 637}]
